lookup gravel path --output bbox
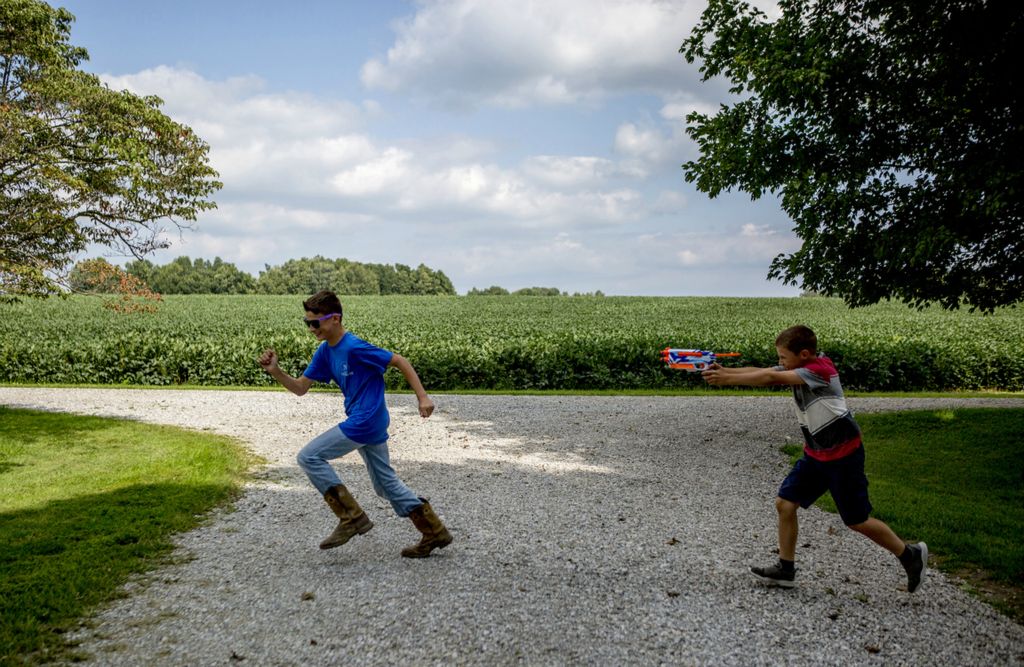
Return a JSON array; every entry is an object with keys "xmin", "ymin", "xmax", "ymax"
[{"xmin": 2, "ymin": 388, "xmax": 1023, "ymax": 666}]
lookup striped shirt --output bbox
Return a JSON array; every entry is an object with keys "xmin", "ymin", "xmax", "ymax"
[{"xmin": 776, "ymin": 355, "xmax": 862, "ymax": 462}]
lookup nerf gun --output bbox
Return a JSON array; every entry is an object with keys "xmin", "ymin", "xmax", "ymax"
[{"xmin": 661, "ymin": 348, "xmax": 740, "ymax": 372}]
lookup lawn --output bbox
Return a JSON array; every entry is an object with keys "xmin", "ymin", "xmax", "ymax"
[
  {"xmin": 782, "ymin": 407, "xmax": 1024, "ymax": 619},
  {"xmin": 0, "ymin": 407, "xmax": 255, "ymax": 664}
]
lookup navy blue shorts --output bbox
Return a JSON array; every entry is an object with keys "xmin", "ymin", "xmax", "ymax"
[{"xmin": 778, "ymin": 445, "xmax": 872, "ymax": 526}]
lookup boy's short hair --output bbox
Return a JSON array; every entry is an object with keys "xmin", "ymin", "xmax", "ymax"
[
  {"xmin": 303, "ymin": 290, "xmax": 343, "ymax": 319},
  {"xmin": 776, "ymin": 325, "xmax": 817, "ymax": 354}
]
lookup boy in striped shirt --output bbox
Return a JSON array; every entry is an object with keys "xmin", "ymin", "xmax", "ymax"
[{"xmin": 702, "ymin": 325, "xmax": 927, "ymax": 592}]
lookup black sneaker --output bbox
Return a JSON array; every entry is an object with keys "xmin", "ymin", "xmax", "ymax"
[
  {"xmin": 750, "ymin": 563, "xmax": 796, "ymax": 588},
  {"xmin": 903, "ymin": 542, "xmax": 928, "ymax": 593}
]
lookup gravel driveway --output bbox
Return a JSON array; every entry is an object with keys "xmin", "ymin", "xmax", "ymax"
[{"xmin": 2, "ymin": 388, "xmax": 1023, "ymax": 666}]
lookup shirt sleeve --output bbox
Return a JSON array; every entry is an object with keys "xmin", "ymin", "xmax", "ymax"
[
  {"xmin": 302, "ymin": 343, "xmax": 332, "ymax": 383},
  {"xmin": 794, "ymin": 366, "xmax": 829, "ymax": 390},
  {"xmin": 349, "ymin": 338, "xmax": 394, "ymax": 373}
]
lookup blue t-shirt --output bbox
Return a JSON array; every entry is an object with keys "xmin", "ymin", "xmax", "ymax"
[{"xmin": 303, "ymin": 332, "xmax": 394, "ymax": 444}]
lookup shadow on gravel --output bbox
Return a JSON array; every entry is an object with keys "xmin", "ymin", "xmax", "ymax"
[
  {"xmin": 0, "ymin": 483, "xmax": 236, "ymax": 665},
  {"xmin": 431, "ymin": 395, "xmax": 795, "ymax": 471}
]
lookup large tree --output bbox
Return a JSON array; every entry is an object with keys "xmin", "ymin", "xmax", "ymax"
[
  {"xmin": 681, "ymin": 0, "xmax": 1023, "ymax": 311},
  {"xmin": 0, "ymin": 0, "xmax": 220, "ymax": 301}
]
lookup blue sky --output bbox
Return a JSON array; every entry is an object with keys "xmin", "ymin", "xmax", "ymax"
[{"xmin": 62, "ymin": 0, "xmax": 797, "ymax": 296}]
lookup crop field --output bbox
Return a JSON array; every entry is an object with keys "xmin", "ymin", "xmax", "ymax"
[{"xmin": 1, "ymin": 295, "xmax": 1022, "ymax": 391}]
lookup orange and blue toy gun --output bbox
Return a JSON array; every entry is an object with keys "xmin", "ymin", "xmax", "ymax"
[{"xmin": 660, "ymin": 348, "xmax": 741, "ymax": 372}]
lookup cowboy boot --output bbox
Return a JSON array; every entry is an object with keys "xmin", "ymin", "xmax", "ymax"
[
  {"xmin": 320, "ymin": 484, "xmax": 373, "ymax": 550},
  {"xmin": 401, "ymin": 499, "xmax": 453, "ymax": 558}
]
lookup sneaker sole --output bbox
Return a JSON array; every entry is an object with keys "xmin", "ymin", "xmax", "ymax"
[{"xmin": 749, "ymin": 570, "xmax": 796, "ymax": 589}]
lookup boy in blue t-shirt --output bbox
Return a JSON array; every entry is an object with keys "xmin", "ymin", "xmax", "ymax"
[
  {"xmin": 702, "ymin": 325, "xmax": 927, "ymax": 592},
  {"xmin": 258, "ymin": 290, "xmax": 452, "ymax": 558}
]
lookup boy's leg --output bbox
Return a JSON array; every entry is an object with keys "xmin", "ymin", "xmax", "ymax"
[
  {"xmin": 776, "ymin": 496, "xmax": 800, "ymax": 561},
  {"xmin": 752, "ymin": 455, "xmax": 827, "ymax": 587},
  {"xmin": 830, "ymin": 446, "xmax": 928, "ymax": 592},
  {"xmin": 358, "ymin": 443, "xmax": 453, "ymax": 558},
  {"xmin": 847, "ymin": 517, "xmax": 904, "ymax": 555},
  {"xmin": 846, "ymin": 519, "xmax": 928, "ymax": 592},
  {"xmin": 296, "ymin": 426, "xmax": 362, "ymax": 495},
  {"xmin": 356, "ymin": 443, "xmax": 422, "ymax": 516},
  {"xmin": 297, "ymin": 427, "xmax": 373, "ymax": 549},
  {"xmin": 750, "ymin": 497, "xmax": 799, "ymax": 588}
]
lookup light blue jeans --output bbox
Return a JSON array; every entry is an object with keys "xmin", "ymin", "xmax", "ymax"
[{"xmin": 297, "ymin": 426, "xmax": 423, "ymax": 517}]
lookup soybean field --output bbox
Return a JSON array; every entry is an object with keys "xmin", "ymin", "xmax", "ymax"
[{"xmin": 1, "ymin": 295, "xmax": 1022, "ymax": 391}]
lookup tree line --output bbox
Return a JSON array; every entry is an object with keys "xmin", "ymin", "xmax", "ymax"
[
  {"xmin": 467, "ymin": 286, "xmax": 604, "ymax": 297},
  {"xmin": 69, "ymin": 256, "xmax": 456, "ymax": 296},
  {"xmin": 68, "ymin": 256, "xmax": 605, "ymax": 297}
]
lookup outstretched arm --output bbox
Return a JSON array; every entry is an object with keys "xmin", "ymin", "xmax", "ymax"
[
  {"xmin": 258, "ymin": 348, "xmax": 314, "ymax": 396},
  {"xmin": 388, "ymin": 353, "xmax": 435, "ymax": 417},
  {"xmin": 702, "ymin": 363, "xmax": 805, "ymax": 387}
]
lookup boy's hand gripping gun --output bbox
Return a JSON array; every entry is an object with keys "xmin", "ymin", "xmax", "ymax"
[{"xmin": 661, "ymin": 348, "xmax": 741, "ymax": 372}]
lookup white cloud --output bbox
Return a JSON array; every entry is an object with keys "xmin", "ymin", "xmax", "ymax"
[
  {"xmin": 615, "ymin": 122, "xmax": 665, "ymax": 159},
  {"xmin": 741, "ymin": 223, "xmax": 776, "ymax": 237},
  {"xmin": 646, "ymin": 223, "xmax": 800, "ymax": 268},
  {"xmin": 102, "ymin": 67, "xmax": 377, "ymax": 197},
  {"xmin": 361, "ymin": 0, "xmax": 711, "ymax": 108},
  {"xmin": 331, "ymin": 147, "xmax": 414, "ymax": 196},
  {"xmin": 520, "ymin": 156, "xmax": 615, "ymax": 188},
  {"xmin": 457, "ymin": 232, "xmax": 611, "ymax": 283},
  {"xmin": 441, "ymin": 223, "xmax": 799, "ymax": 295},
  {"xmin": 652, "ymin": 190, "xmax": 687, "ymax": 213},
  {"xmin": 613, "ymin": 119, "xmax": 698, "ymax": 168},
  {"xmin": 99, "ymin": 66, "xmax": 662, "ymax": 234},
  {"xmin": 165, "ymin": 232, "xmax": 281, "ymax": 266},
  {"xmin": 103, "ymin": 66, "xmax": 362, "ymax": 140}
]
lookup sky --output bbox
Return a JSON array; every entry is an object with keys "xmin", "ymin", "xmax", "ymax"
[{"xmin": 61, "ymin": 0, "xmax": 799, "ymax": 296}]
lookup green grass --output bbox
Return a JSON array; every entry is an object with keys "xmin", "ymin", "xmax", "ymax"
[
  {"xmin": 780, "ymin": 408, "xmax": 1024, "ymax": 615},
  {"xmin": 0, "ymin": 408, "xmax": 255, "ymax": 664}
]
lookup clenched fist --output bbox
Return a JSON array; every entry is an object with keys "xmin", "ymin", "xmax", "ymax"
[{"xmin": 258, "ymin": 348, "xmax": 279, "ymax": 372}]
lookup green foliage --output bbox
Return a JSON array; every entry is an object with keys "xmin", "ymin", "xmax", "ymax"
[
  {"xmin": 468, "ymin": 286, "xmax": 597, "ymax": 297},
  {"xmin": 368, "ymin": 261, "xmax": 455, "ymax": 296},
  {"xmin": 256, "ymin": 256, "xmax": 379, "ymax": 295},
  {"xmin": 0, "ymin": 0, "xmax": 221, "ymax": 301},
  {"xmin": 0, "ymin": 407, "xmax": 252, "ymax": 663},
  {"xmin": 69, "ymin": 255, "xmax": 457, "ymax": 296},
  {"xmin": 468, "ymin": 285, "xmax": 511, "ymax": 296},
  {"xmin": 126, "ymin": 256, "xmax": 256, "ymax": 294},
  {"xmin": 0, "ymin": 295, "xmax": 1021, "ymax": 391},
  {"xmin": 681, "ymin": 0, "xmax": 1023, "ymax": 312},
  {"xmin": 512, "ymin": 287, "xmax": 563, "ymax": 296},
  {"xmin": 255, "ymin": 256, "xmax": 455, "ymax": 295}
]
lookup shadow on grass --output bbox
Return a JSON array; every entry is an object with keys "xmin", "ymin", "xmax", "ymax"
[
  {"xmin": 0, "ymin": 406, "xmax": 118, "ymax": 447},
  {"xmin": 0, "ymin": 482, "xmax": 240, "ymax": 665}
]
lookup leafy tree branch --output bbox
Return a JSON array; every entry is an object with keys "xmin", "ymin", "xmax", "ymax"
[
  {"xmin": 681, "ymin": 0, "xmax": 1023, "ymax": 312},
  {"xmin": 0, "ymin": 0, "xmax": 221, "ymax": 301}
]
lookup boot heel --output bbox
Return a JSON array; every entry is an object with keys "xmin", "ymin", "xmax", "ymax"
[{"xmin": 356, "ymin": 517, "xmax": 374, "ymax": 534}]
